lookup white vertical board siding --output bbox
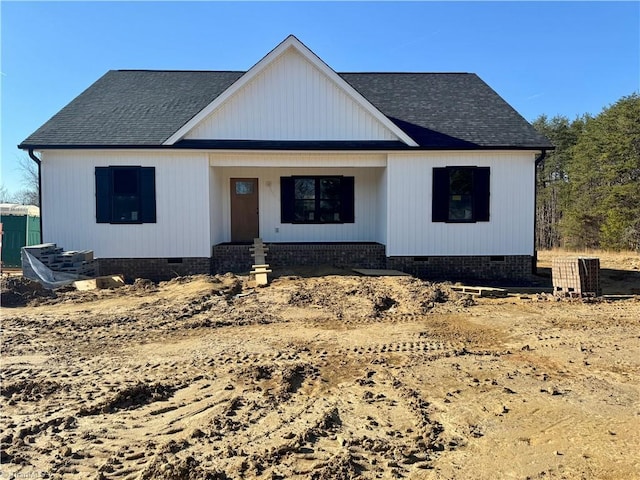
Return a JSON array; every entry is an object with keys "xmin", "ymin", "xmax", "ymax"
[
  {"xmin": 41, "ymin": 150, "xmax": 211, "ymax": 258},
  {"xmin": 209, "ymin": 167, "xmax": 224, "ymax": 246},
  {"xmin": 386, "ymin": 151, "xmax": 536, "ymax": 256},
  {"xmin": 211, "ymin": 165, "xmax": 384, "ymax": 243},
  {"xmin": 209, "ymin": 152, "xmax": 386, "ymax": 168},
  {"xmin": 186, "ymin": 49, "xmax": 398, "ymax": 141},
  {"xmin": 377, "ymin": 168, "xmax": 388, "ymax": 245}
]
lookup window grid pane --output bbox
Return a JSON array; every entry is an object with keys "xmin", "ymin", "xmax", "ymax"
[
  {"xmin": 295, "ymin": 199, "xmax": 316, "ymax": 221},
  {"xmin": 295, "ymin": 179, "xmax": 315, "ymax": 200},
  {"xmin": 448, "ymin": 168, "xmax": 473, "ymax": 221},
  {"xmin": 320, "ymin": 178, "xmax": 341, "ymax": 200},
  {"xmin": 449, "ymin": 168, "xmax": 472, "ymax": 195},
  {"xmin": 449, "ymin": 195, "xmax": 472, "ymax": 220}
]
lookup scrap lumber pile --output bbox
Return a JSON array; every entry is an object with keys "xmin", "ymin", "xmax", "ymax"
[
  {"xmin": 552, "ymin": 257, "xmax": 601, "ymax": 297},
  {"xmin": 22, "ymin": 243, "xmax": 98, "ymax": 279},
  {"xmin": 451, "ymin": 285, "xmax": 508, "ymax": 298}
]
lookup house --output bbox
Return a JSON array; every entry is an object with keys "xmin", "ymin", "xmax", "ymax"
[{"xmin": 19, "ymin": 35, "xmax": 552, "ymax": 282}]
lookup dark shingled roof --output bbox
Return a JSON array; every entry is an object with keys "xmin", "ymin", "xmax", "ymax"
[{"xmin": 19, "ymin": 70, "xmax": 552, "ymax": 150}]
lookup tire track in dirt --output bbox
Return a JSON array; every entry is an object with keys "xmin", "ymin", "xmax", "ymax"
[{"xmin": 4, "ymin": 273, "xmax": 638, "ymax": 479}]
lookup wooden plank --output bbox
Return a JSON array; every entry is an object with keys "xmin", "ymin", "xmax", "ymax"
[
  {"xmin": 505, "ymin": 286, "xmax": 554, "ymax": 294},
  {"xmin": 253, "ymin": 272, "xmax": 269, "ymax": 286},
  {"xmin": 74, "ymin": 275, "xmax": 125, "ymax": 291},
  {"xmin": 353, "ymin": 268, "xmax": 410, "ymax": 277},
  {"xmin": 451, "ymin": 285, "xmax": 508, "ymax": 298}
]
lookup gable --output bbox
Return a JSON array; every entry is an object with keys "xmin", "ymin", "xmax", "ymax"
[{"xmin": 182, "ymin": 47, "xmax": 402, "ymax": 143}]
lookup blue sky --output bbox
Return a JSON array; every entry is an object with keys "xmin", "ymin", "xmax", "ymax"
[{"xmin": 1, "ymin": 1, "xmax": 638, "ymax": 196}]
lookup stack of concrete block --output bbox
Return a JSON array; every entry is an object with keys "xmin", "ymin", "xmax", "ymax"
[
  {"xmin": 22, "ymin": 243, "xmax": 98, "ymax": 278},
  {"xmin": 552, "ymin": 257, "xmax": 601, "ymax": 297}
]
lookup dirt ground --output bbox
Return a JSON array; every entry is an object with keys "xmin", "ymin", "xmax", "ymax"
[{"xmin": 1, "ymin": 251, "xmax": 639, "ymax": 479}]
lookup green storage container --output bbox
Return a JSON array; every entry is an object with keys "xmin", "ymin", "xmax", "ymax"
[{"xmin": 1, "ymin": 204, "xmax": 41, "ymax": 268}]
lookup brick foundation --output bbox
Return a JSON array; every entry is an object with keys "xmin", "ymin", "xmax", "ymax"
[
  {"xmin": 387, "ymin": 255, "xmax": 534, "ymax": 283},
  {"xmin": 97, "ymin": 257, "xmax": 211, "ymax": 282},
  {"xmin": 97, "ymin": 247, "xmax": 534, "ymax": 284},
  {"xmin": 212, "ymin": 242, "xmax": 386, "ymax": 273}
]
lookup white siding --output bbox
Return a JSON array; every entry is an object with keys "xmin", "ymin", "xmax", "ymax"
[
  {"xmin": 386, "ymin": 151, "xmax": 536, "ymax": 256},
  {"xmin": 186, "ymin": 49, "xmax": 398, "ymax": 141},
  {"xmin": 41, "ymin": 150, "xmax": 211, "ymax": 258},
  {"xmin": 210, "ymin": 166, "xmax": 384, "ymax": 243},
  {"xmin": 209, "ymin": 166, "xmax": 224, "ymax": 246},
  {"xmin": 41, "ymin": 148, "xmax": 535, "ymax": 260},
  {"xmin": 377, "ymin": 167, "xmax": 388, "ymax": 245},
  {"xmin": 209, "ymin": 151, "xmax": 386, "ymax": 168}
]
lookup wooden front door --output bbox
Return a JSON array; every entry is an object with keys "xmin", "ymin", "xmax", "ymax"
[{"xmin": 230, "ymin": 178, "xmax": 259, "ymax": 242}]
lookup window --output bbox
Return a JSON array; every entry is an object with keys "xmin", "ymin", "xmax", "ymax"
[
  {"xmin": 280, "ymin": 176, "xmax": 354, "ymax": 224},
  {"xmin": 235, "ymin": 181, "xmax": 254, "ymax": 195},
  {"xmin": 432, "ymin": 166, "xmax": 490, "ymax": 222},
  {"xmin": 95, "ymin": 166, "xmax": 156, "ymax": 223}
]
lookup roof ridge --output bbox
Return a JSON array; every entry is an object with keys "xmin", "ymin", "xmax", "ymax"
[{"xmin": 340, "ymin": 71, "xmax": 472, "ymax": 75}]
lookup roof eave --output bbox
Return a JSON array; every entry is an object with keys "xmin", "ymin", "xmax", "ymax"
[{"xmin": 18, "ymin": 143, "xmax": 555, "ymax": 152}]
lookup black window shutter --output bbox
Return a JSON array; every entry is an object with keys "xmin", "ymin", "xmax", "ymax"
[
  {"xmin": 473, "ymin": 167, "xmax": 490, "ymax": 222},
  {"xmin": 95, "ymin": 167, "xmax": 112, "ymax": 223},
  {"xmin": 280, "ymin": 177, "xmax": 295, "ymax": 223},
  {"xmin": 139, "ymin": 167, "xmax": 156, "ymax": 223},
  {"xmin": 432, "ymin": 168, "xmax": 449, "ymax": 222},
  {"xmin": 341, "ymin": 176, "xmax": 355, "ymax": 223}
]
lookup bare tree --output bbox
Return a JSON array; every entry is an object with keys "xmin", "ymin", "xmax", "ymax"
[
  {"xmin": 16, "ymin": 155, "xmax": 40, "ymax": 206},
  {"xmin": 0, "ymin": 183, "xmax": 16, "ymax": 203},
  {"xmin": 13, "ymin": 188, "xmax": 39, "ymax": 206}
]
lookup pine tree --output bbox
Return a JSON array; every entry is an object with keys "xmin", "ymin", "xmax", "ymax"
[
  {"xmin": 532, "ymin": 115, "xmax": 585, "ymax": 248},
  {"xmin": 563, "ymin": 94, "xmax": 640, "ymax": 250}
]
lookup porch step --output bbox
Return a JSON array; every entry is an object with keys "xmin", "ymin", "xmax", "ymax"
[{"xmin": 249, "ymin": 238, "xmax": 270, "ymax": 286}]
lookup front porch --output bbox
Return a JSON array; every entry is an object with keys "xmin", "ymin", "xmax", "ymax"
[{"xmin": 208, "ymin": 153, "xmax": 388, "ymax": 246}]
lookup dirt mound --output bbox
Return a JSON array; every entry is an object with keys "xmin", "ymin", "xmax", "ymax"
[
  {"xmin": 79, "ymin": 382, "xmax": 176, "ymax": 415},
  {"xmin": 311, "ymin": 452, "xmax": 364, "ymax": 480},
  {"xmin": 279, "ymin": 363, "xmax": 320, "ymax": 397},
  {"xmin": 1, "ymin": 379, "xmax": 65, "ymax": 402},
  {"xmin": 286, "ymin": 276, "xmax": 466, "ymax": 320},
  {"xmin": 161, "ymin": 273, "xmax": 243, "ymax": 298},
  {"xmin": 139, "ymin": 454, "xmax": 228, "ymax": 480},
  {"xmin": 24, "ymin": 274, "xmax": 244, "ymax": 308},
  {"xmin": 0, "ymin": 276, "xmax": 56, "ymax": 307},
  {"xmin": 132, "ymin": 277, "xmax": 158, "ymax": 291}
]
